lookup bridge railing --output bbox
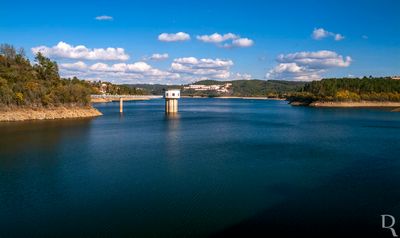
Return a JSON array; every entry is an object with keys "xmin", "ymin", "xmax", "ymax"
[{"xmin": 91, "ymin": 94, "xmax": 162, "ymax": 99}]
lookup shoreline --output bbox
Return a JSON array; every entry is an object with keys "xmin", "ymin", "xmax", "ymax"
[
  {"xmin": 0, "ymin": 106, "xmax": 102, "ymax": 122},
  {"xmin": 182, "ymin": 96, "xmax": 286, "ymax": 100},
  {"xmin": 217, "ymin": 96, "xmax": 285, "ymax": 100},
  {"xmin": 291, "ymin": 101, "xmax": 400, "ymax": 109}
]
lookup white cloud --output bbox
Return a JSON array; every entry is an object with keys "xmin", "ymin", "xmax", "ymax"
[
  {"xmin": 62, "ymin": 61, "xmax": 152, "ymax": 73},
  {"xmin": 231, "ymin": 72, "xmax": 252, "ymax": 80},
  {"xmin": 334, "ymin": 34, "xmax": 345, "ymax": 41},
  {"xmin": 60, "ymin": 56, "xmax": 248, "ymax": 84},
  {"xmin": 232, "ymin": 38, "xmax": 254, "ymax": 47},
  {"xmin": 31, "ymin": 41, "xmax": 129, "ymax": 61},
  {"xmin": 312, "ymin": 28, "xmax": 345, "ymax": 41},
  {"xmin": 95, "ymin": 15, "xmax": 113, "ymax": 21},
  {"xmin": 60, "ymin": 61, "xmax": 88, "ymax": 71},
  {"xmin": 312, "ymin": 28, "xmax": 330, "ymax": 40},
  {"xmin": 266, "ymin": 63, "xmax": 321, "ymax": 81},
  {"xmin": 89, "ymin": 62, "xmax": 109, "ymax": 71},
  {"xmin": 60, "ymin": 61, "xmax": 180, "ymax": 84},
  {"xmin": 144, "ymin": 53, "xmax": 169, "ymax": 61},
  {"xmin": 158, "ymin": 32, "xmax": 190, "ymax": 42},
  {"xmin": 277, "ymin": 50, "xmax": 352, "ymax": 68},
  {"xmin": 170, "ymin": 57, "xmax": 235, "ymax": 81},
  {"xmin": 196, "ymin": 33, "xmax": 238, "ymax": 43},
  {"xmin": 266, "ymin": 50, "xmax": 352, "ymax": 81},
  {"xmin": 197, "ymin": 33, "xmax": 254, "ymax": 48}
]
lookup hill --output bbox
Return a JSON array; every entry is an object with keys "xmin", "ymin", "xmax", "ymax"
[
  {"xmin": 125, "ymin": 80, "xmax": 306, "ymax": 97},
  {"xmin": 229, "ymin": 80, "xmax": 305, "ymax": 97},
  {"xmin": 0, "ymin": 44, "xmax": 93, "ymax": 107},
  {"xmin": 288, "ymin": 77, "xmax": 400, "ymax": 105},
  {"xmin": 0, "ymin": 43, "xmax": 103, "ymax": 121},
  {"xmin": 123, "ymin": 83, "xmax": 177, "ymax": 95}
]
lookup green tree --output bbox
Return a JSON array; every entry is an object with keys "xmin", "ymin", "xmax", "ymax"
[
  {"xmin": 0, "ymin": 77, "xmax": 13, "ymax": 105},
  {"xmin": 34, "ymin": 52, "xmax": 60, "ymax": 81}
]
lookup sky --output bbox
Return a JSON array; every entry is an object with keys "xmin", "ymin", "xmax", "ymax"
[{"xmin": 1, "ymin": 0, "xmax": 399, "ymax": 84}]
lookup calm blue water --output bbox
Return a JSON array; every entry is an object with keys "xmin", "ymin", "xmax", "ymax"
[{"xmin": 0, "ymin": 99, "xmax": 399, "ymax": 237}]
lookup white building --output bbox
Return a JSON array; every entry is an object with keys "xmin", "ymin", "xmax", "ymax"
[
  {"xmin": 183, "ymin": 83, "xmax": 232, "ymax": 93},
  {"xmin": 164, "ymin": 89, "xmax": 180, "ymax": 99},
  {"xmin": 164, "ymin": 89, "xmax": 180, "ymax": 113}
]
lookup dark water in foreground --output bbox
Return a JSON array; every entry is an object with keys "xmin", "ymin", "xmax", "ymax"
[{"xmin": 0, "ymin": 99, "xmax": 400, "ymax": 237}]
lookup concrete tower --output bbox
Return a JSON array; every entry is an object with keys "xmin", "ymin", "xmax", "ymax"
[{"xmin": 164, "ymin": 89, "xmax": 180, "ymax": 113}]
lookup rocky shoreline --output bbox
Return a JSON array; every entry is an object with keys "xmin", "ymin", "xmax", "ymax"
[{"xmin": 0, "ymin": 106, "xmax": 102, "ymax": 122}]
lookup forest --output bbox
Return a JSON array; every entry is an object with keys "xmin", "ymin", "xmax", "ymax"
[
  {"xmin": 0, "ymin": 43, "xmax": 145, "ymax": 107},
  {"xmin": 141, "ymin": 79, "xmax": 306, "ymax": 97},
  {"xmin": 90, "ymin": 81, "xmax": 146, "ymax": 95},
  {"xmin": 0, "ymin": 44, "xmax": 94, "ymax": 107},
  {"xmin": 229, "ymin": 80, "xmax": 306, "ymax": 97},
  {"xmin": 288, "ymin": 77, "xmax": 400, "ymax": 103}
]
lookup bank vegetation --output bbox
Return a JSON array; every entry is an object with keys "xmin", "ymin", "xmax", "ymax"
[{"xmin": 0, "ymin": 43, "xmax": 101, "ymax": 121}]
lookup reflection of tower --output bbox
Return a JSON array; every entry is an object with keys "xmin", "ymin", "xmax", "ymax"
[{"xmin": 164, "ymin": 89, "xmax": 180, "ymax": 114}]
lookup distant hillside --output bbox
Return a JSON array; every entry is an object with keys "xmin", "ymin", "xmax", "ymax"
[
  {"xmin": 230, "ymin": 80, "xmax": 305, "ymax": 97},
  {"xmin": 192, "ymin": 80, "xmax": 225, "ymax": 85},
  {"xmin": 90, "ymin": 81, "xmax": 145, "ymax": 95},
  {"xmin": 125, "ymin": 79, "xmax": 306, "ymax": 97},
  {"xmin": 188, "ymin": 79, "xmax": 306, "ymax": 97},
  {"xmin": 288, "ymin": 77, "xmax": 400, "ymax": 104},
  {"xmin": 124, "ymin": 84, "xmax": 180, "ymax": 95}
]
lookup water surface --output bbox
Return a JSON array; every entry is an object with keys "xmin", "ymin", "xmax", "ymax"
[{"xmin": 1, "ymin": 99, "xmax": 399, "ymax": 237}]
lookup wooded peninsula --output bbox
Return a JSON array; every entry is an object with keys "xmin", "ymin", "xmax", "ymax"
[
  {"xmin": 0, "ymin": 44, "xmax": 103, "ymax": 121},
  {"xmin": 287, "ymin": 77, "xmax": 400, "ymax": 107}
]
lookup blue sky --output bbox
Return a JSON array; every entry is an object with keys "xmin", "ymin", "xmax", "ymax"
[{"xmin": 1, "ymin": 0, "xmax": 399, "ymax": 84}]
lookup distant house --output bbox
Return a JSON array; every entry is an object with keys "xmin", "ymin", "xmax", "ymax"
[
  {"xmin": 99, "ymin": 83, "xmax": 108, "ymax": 94},
  {"xmin": 391, "ymin": 76, "xmax": 400, "ymax": 80},
  {"xmin": 183, "ymin": 83, "xmax": 232, "ymax": 93}
]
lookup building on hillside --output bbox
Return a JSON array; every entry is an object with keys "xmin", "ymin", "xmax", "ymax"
[
  {"xmin": 99, "ymin": 83, "xmax": 108, "ymax": 94},
  {"xmin": 183, "ymin": 83, "xmax": 232, "ymax": 93}
]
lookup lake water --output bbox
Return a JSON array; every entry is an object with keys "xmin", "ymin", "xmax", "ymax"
[{"xmin": 1, "ymin": 99, "xmax": 400, "ymax": 237}]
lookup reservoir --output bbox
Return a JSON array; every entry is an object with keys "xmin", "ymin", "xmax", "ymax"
[{"xmin": 0, "ymin": 99, "xmax": 399, "ymax": 237}]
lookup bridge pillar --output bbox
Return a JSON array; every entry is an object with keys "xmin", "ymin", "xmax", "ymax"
[{"xmin": 119, "ymin": 97, "xmax": 123, "ymax": 113}]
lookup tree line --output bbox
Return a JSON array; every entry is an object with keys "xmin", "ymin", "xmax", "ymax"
[
  {"xmin": 90, "ymin": 81, "xmax": 146, "ymax": 95},
  {"xmin": 0, "ymin": 44, "xmax": 94, "ymax": 107},
  {"xmin": 0, "ymin": 43, "xmax": 144, "ymax": 107},
  {"xmin": 288, "ymin": 77, "xmax": 400, "ymax": 103}
]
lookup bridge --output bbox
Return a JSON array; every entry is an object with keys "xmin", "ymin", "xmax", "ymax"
[
  {"xmin": 91, "ymin": 94, "xmax": 163, "ymax": 113},
  {"xmin": 91, "ymin": 94, "xmax": 162, "ymax": 100}
]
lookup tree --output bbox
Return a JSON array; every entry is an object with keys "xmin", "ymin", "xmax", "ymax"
[
  {"xmin": 0, "ymin": 77, "xmax": 13, "ymax": 105},
  {"xmin": 34, "ymin": 52, "xmax": 60, "ymax": 81},
  {"xmin": 0, "ymin": 43, "xmax": 94, "ymax": 106},
  {"xmin": 0, "ymin": 44, "xmax": 17, "ymax": 59},
  {"xmin": 288, "ymin": 77, "xmax": 400, "ymax": 103}
]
